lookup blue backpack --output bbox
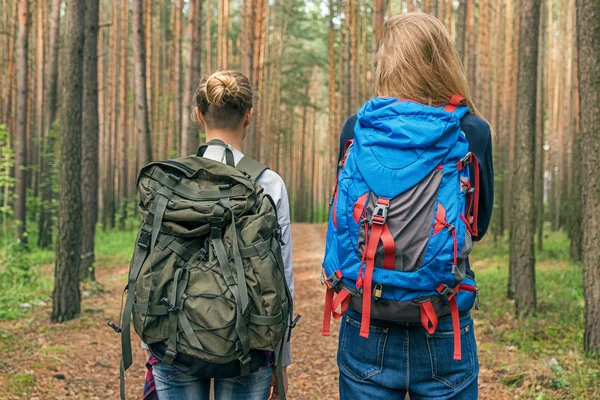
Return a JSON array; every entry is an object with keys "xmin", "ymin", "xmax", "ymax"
[{"xmin": 322, "ymin": 96, "xmax": 480, "ymax": 361}]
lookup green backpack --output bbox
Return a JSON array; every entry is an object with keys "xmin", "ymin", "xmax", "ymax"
[{"xmin": 115, "ymin": 140, "xmax": 296, "ymax": 399}]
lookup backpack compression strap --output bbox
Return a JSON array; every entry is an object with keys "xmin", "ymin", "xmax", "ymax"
[{"xmin": 236, "ymin": 155, "xmax": 269, "ymax": 182}]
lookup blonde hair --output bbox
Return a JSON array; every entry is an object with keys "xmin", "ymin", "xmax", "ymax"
[
  {"xmin": 194, "ymin": 70, "xmax": 255, "ymax": 129},
  {"xmin": 375, "ymin": 13, "xmax": 480, "ymax": 116}
]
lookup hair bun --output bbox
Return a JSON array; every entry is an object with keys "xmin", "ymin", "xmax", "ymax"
[{"xmin": 205, "ymin": 71, "xmax": 239, "ymax": 107}]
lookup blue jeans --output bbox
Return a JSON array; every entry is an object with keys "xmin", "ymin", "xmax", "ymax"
[
  {"xmin": 152, "ymin": 363, "xmax": 272, "ymax": 400},
  {"xmin": 338, "ymin": 310, "xmax": 479, "ymax": 400}
]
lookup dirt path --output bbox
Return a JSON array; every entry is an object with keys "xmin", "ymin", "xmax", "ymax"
[{"xmin": 0, "ymin": 224, "xmax": 510, "ymax": 399}]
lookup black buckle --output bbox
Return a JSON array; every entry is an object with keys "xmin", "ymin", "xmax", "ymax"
[
  {"xmin": 437, "ymin": 284, "xmax": 456, "ymax": 301},
  {"xmin": 290, "ymin": 314, "xmax": 302, "ymax": 329},
  {"xmin": 107, "ymin": 321, "xmax": 122, "ymax": 333},
  {"xmin": 325, "ymin": 272, "xmax": 341, "ymax": 289},
  {"xmin": 161, "ymin": 297, "xmax": 178, "ymax": 312},
  {"xmin": 138, "ymin": 228, "xmax": 151, "ymax": 249},
  {"xmin": 372, "ymin": 202, "xmax": 389, "ymax": 225}
]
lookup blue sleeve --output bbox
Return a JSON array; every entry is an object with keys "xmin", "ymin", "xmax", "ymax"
[
  {"xmin": 461, "ymin": 115, "xmax": 494, "ymax": 241},
  {"xmin": 338, "ymin": 115, "xmax": 357, "ymax": 165}
]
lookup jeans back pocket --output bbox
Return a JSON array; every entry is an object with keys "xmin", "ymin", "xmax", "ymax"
[
  {"xmin": 426, "ymin": 319, "xmax": 476, "ymax": 389},
  {"xmin": 337, "ymin": 315, "xmax": 388, "ymax": 381}
]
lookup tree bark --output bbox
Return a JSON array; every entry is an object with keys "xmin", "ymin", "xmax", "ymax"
[
  {"xmin": 456, "ymin": 0, "xmax": 467, "ymax": 62},
  {"xmin": 132, "ymin": 0, "xmax": 153, "ymax": 169},
  {"xmin": 570, "ymin": 19, "xmax": 582, "ymax": 262},
  {"xmin": 38, "ymin": 0, "xmax": 62, "ymax": 249},
  {"xmin": 14, "ymin": 0, "xmax": 29, "ymax": 246},
  {"xmin": 181, "ymin": 0, "xmax": 203, "ymax": 156},
  {"xmin": 510, "ymin": 0, "xmax": 540, "ymax": 318},
  {"xmin": 52, "ymin": 0, "xmax": 85, "ymax": 323},
  {"xmin": 577, "ymin": 0, "xmax": 600, "ymax": 356},
  {"xmin": 466, "ymin": 0, "xmax": 477, "ymax": 88},
  {"xmin": 80, "ymin": 0, "xmax": 99, "ymax": 281},
  {"xmin": 1, "ymin": 1, "xmax": 17, "ymax": 127}
]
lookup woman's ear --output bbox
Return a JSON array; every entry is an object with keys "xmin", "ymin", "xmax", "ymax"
[
  {"xmin": 244, "ymin": 109, "xmax": 253, "ymax": 128},
  {"xmin": 196, "ymin": 109, "xmax": 206, "ymax": 126}
]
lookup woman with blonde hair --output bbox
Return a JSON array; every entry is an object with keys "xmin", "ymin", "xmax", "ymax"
[{"xmin": 324, "ymin": 13, "xmax": 493, "ymax": 399}]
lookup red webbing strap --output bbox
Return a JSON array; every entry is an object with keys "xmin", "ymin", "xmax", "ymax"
[
  {"xmin": 470, "ymin": 153, "xmax": 480, "ymax": 237},
  {"xmin": 443, "ymin": 95, "xmax": 465, "ymax": 113},
  {"xmin": 449, "ymin": 295, "xmax": 462, "ymax": 360},
  {"xmin": 353, "ymin": 193, "xmax": 369, "ymax": 223},
  {"xmin": 360, "ymin": 223, "xmax": 384, "ymax": 338},
  {"xmin": 381, "ymin": 224, "xmax": 396, "ymax": 270},
  {"xmin": 322, "ymin": 288, "xmax": 335, "ymax": 336},
  {"xmin": 331, "ymin": 290, "xmax": 351, "ymax": 319},
  {"xmin": 321, "ymin": 269, "xmax": 342, "ymax": 336},
  {"xmin": 420, "ymin": 300, "xmax": 438, "ymax": 334},
  {"xmin": 332, "ymin": 191, "xmax": 338, "ymax": 228}
]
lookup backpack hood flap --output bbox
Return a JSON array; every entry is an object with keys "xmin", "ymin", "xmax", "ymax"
[{"xmin": 353, "ymin": 98, "xmax": 469, "ymax": 198}]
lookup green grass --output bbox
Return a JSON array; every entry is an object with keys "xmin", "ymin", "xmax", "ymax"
[
  {"xmin": 0, "ymin": 223, "xmax": 138, "ymax": 320},
  {"xmin": 473, "ymin": 230, "xmax": 598, "ymax": 399}
]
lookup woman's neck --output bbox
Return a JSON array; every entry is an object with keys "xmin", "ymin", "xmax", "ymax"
[{"xmin": 205, "ymin": 129, "xmax": 244, "ymax": 152}]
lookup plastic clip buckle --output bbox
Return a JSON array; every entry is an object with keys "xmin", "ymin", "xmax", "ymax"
[
  {"xmin": 138, "ymin": 228, "xmax": 151, "ymax": 249},
  {"xmin": 437, "ymin": 284, "xmax": 456, "ymax": 301},
  {"xmin": 160, "ymin": 297, "xmax": 178, "ymax": 312},
  {"xmin": 372, "ymin": 202, "xmax": 389, "ymax": 225}
]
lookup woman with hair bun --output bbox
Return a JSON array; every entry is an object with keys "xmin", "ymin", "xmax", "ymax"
[{"xmin": 143, "ymin": 70, "xmax": 294, "ymax": 400}]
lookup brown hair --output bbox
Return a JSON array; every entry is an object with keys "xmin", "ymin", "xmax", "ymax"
[
  {"xmin": 375, "ymin": 13, "xmax": 481, "ymax": 116},
  {"xmin": 194, "ymin": 70, "xmax": 255, "ymax": 129}
]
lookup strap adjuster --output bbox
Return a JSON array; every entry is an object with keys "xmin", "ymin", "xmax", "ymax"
[
  {"xmin": 239, "ymin": 355, "xmax": 252, "ymax": 367},
  {"xmin": 325, "ymin": 270, "xmax": 342, "ymax": 289},
  {"xmin": 371, "ymin": 200, "xmax": 389, "ymax": 225},
  {"xmin": 160, "ymin": 297, "xmax": 178, "ymax": 312},
  {"xmin": 138, "ymin": 228, "xmax": 151, "ymax": 249},
  {"xmin": 437, "ymin": 284, "xmax": 456, "ymax": 301}
]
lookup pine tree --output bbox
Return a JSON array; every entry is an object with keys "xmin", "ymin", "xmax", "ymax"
[
  {"xmin": 52, "ymin": 0, "xmax": 86, "ymax": 323},
  {"xmin": 510, "ymin": 0, "xmax": 541, "ymax": 318}
]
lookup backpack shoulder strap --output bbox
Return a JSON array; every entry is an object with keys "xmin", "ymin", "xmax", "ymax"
[{"xmin": 237, "ymin": 155, "xmax": 269, "ymax": 182}]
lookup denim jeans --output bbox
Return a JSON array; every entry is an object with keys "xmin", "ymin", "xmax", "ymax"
[
  {"xmin": 338, "ymin": 310, "xmax": 479, "ymax": 400},
  {"xmin": 152, "ymin": 363, "xmax": 272, "ymax": 400}
]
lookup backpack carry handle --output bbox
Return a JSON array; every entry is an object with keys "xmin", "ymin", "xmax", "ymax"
[{"xmin": 197, "ymin": 139, "xmax": 236, "ymax": 167}]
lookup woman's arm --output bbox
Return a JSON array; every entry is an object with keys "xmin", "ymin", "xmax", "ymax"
[{"xmin": 462, "ymin": 116, "xmax": 494, "ymax": 241}]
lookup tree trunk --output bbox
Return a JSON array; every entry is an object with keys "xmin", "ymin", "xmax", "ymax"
[
  {"xmin": 476, "ymin": 0, "xmax": 490, "ymax": 117},
  {"xmin": 456, "ymin": 0, "xmax": 467, "ymax": 61},
  {"xmin": 181, "ymin": 0, "xmax": 203, "ymax": 156},
  {"xmin": 570, "ymin": 20, "xmax": 582, "ymax": 262},
  {"xmin": 577, "ymin": 0, "xmax": 600, "ymax": 356},
  {"xmin": 14, "ymin": 0, "xmax": 29, "ymax": 246},
  {"xmin": 118, "ymin": 0, "xmax": 128, "ymax": 231},
  {"xmin": 33, "ymin": 0, "xmax": 45, "ymax": 199},
  {"xmin": 509, "ymin": 0, "xmax": 540, "ymax": 318},
  {"xmin": 372, "ymin": 0, "xmax": 385, "ymax": 63},
  {"xmin": 350, "ymin": 0, "xmax": 358, "ymax": 113},
  {"xmin": 328, "ymin": 0, "xmax": 336, "ymax": 157},
  {"xmin": 206, "ymin": 0, "xmax": 212, "ymax": 72},
  {"xmin": 534, "ymin": 0, "xmax": 545, "ymax": 252},
  {"xmin": 2, "ymin": 1, "xmax": 17, "ymax": 126},
  {"xmin": 80, "ymin": 0, "xmax": 99, "ymax": 282},
  {"xmin": 132, "ymin": 0, "xmax": 153, "ymax": 169},
  {"xmin": 38, "ymin": 0, "xmax": 62, "ymax": 249},
  {"xmin": 466, "ymin": 0, "xmax": 477, "ymax": 88},
  {"xmin": 52, "ymin": 0, "xmax": 85, "ymax": 323}
]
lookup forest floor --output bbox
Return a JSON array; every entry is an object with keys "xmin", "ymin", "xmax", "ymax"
[{"xmin": 0, "ymin": 224, "xmax": 598, "ymax": 399}]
